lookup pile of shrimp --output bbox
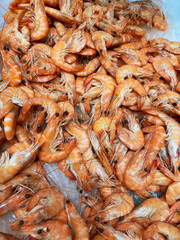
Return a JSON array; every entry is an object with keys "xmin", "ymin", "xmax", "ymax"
[{"xmin": 0, "ymin": 0, "xmax": 180, "ymax": 239}]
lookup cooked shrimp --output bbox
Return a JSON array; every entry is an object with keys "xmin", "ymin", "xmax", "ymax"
[
  {"xmin": 116, "ymin": 65, "xmax": 154, "ymax": 84},
  {"xmin": 3, "ymin": 106, "xmax": 18, "ymax": 140},
  {"xmin": 0, "ymin": 141, "xmax": 42, "ymax": 183},
  {"xmin": 149, "ymin": 55, "xmax": 178, "ymax": 89},
  {"xmin": 10, "ymin": 187, "xmax": 65, "ymax": 230},
  {"xmin": 89, "ymin": 193, "xmax": 134, "ymax": 222},
  {"xmin": 0, "ymin": 186, "xmax": 13, "ymax": 204},
  {"xmin": 109, "ymin": 78, "xmax": 146, "ymax": 114},
  {"xmin": 143, "ymin": 222, "xmax": 180, "ymax": 240},
  {"xmin": 117, "ymin": 108, "xmax": 144, "ymax": 150},
  {"xmin": 65, "ymin": 198, "xmax": 89, "ymax": 240},
  {"xmin": 75, "ymin": 57, "xmax": 101, "ymax": 77},
  {"xmin": 54, "ymin": 21, "xmax": 66, "ymax": 37},
  {"xmin": 92, "ymin": 31, "xmax": 113, "ymax": 56},
  {"xmin": 153, "ymin": 10, "xmax": 168, "ymax": 31},
  {"xmin": 0, "ymin": 232, "xmax": 20, "ymax": 240},
  {"xmin": 84, "ymin": 73, "xmax": 116, "ymax": 113},
  {"xmin": 166, "ymin": 181, "xmax": 180, "ymax": 206},
  {"xmin": 123, "ymin": 197, "xmax": 169, "ymax": 223},
  {"xmin": 20, "ymin": 220, "xmax": 72, "ymax": 240}
]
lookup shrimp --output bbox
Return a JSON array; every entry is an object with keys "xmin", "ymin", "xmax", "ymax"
[
  {"xmin": 149, "ymin": 56, "xmax": 178, "ymax": 89},
  {"xmin": 92, "ymin": 31, "xmax": 114, "ymax": 56},
  {"xmin": 4, "ymin": 106, "xmax": 18, "ymax": 140},
  {"xmin": 1, "ymin": 10, "xmax": 30, "ymax": 53},
  {"xmin": 0, "ymin": 187, "xmax": 33, "ymax": 216},
  {"xmin": 20, "ymin": 220, "xmax": 72, "ymax": 240},
  {"xmin": 153, "ymin": 10, "xmax": 168, "ymax": 31},
  {"xmin": 109, "ymin": 78, "xmax": 146, "ymax": 113},
  {"xmin": 75, "ymin": 57, "xmax": 101, "ymax": 77},
  {"xmin": 66, "ymin": 121, "xmax": 90, "ymax": 153},
  {"xmin": 124, "ymin": 148, "xmax": 157, "ymax": 190},
  {"xmin": 84, "ymin": 73, "xmax": 116, "ymax": 113},
  {"xmin": 99, "ymin": 50, "xmax": 118, "ymax": 77},
  {"xmin": 51, "ymin": 32, "xmax": 85, "ymax": 73},
  {"xmin": 54, "ymin": 21, "xmax": 66, "ymax": 37},
  {"xmin": 115, "ymin": 65, "xmax": 154, "ymax": 84},
  {"xmin": 117, "ymin": 108, "xmax": 144, "ymax": 150},
  {"xmin": 0, "ymin": 186, "xmax": 14, "ymax": 204},
  {"xmin": 89, "ymin": 193, "xmax": 134, "ymax": 222},
  {"xmin": 1, "ymin": 48, "xmax": 22, "ymax": 87},
  {"xmin": 123, "ymin": 197, "xmax": 169, "ymax": 223},
  {"xmin": 30, "ymin": 0, "xmax": 49, "ymax": 41},
  {"xmin": 143, "ymin": 222, "xmax": 180, "ymax": 240},
  {"xmin": 65, "ymin": 198, "xmax": 89, "ymax": 240},
  {"xmin": 146, "ymin": 110, "xmax": 180, "ymax": 181},
  {"xmin": 164, "ymin": 41, "xmax": 180, "ymax": 54},
  {"xmin": 10, "ymin": 187, "xmax": 65, "ymax": 230},
  {"xmin": 17, "ymin": 97, "xmax": 61, "ymax": 123},
  {"xmin": 45, "ymin": 7, "xmax": 79, "ymax": 24},
  {"xmin": 115, "ymin": 222, "xmax": 145, "ymax": 239},
  {"xmin": 166, "ymin": 181, "xmax": 180, "ymax": 206},
  {"xmin": 0, "ymin": 141, "xmax": 42, "ymax": 183},
  {"xmin": 125, "ymin": 25, "xmax": 146, "ymax": 36},
  {"xmin": 61, "ymin": 71, "xmax": 76, "ymax": 105},
  {"xmin": 116, "ymin": 150, "xmax": 134, "ymax": 183}
]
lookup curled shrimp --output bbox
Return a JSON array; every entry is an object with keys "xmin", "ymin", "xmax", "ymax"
[
  {"xmin": 143, "ymin": 222, "xmax": 180, "ymax": 240},
  {"xmin": 0, "ymin": 141, "xmax": 42, "ymax": 183},
  {"xmin": 65, "ymin": 198, "xmax": 89, "ymax": 240},
  {"xmin": 83, "ymin": 73, "xmax": 116, "ymax": 113},
  {"xmin": 20, "ymin": 220, "xmax": 72, "ymax": 240},
  {"xmin": 150, "ymin": 55, "xmax": 178, "ymax": 89},
  {"xmin": 116, "ymin": 65, "xmax": 154, "ymax": 84},
  {"xmin": 10, "ymin": 187, "xmax": 65, "ymax": 230},
  {"xmin": 153, "ymin": 10, "xmax": 168, "ymax": 31},
  {"xmin": 117, "ymin": 108, "xmax": 144, "ymax": 150},
  {"xmin": 166, "ymin": 181, "xmax": 180, "ymax": 206},
  {"xmin": 109, "ymin": 78, "xmax": 146, "ymax": 113},
  {"xmin": 123, "ymin": 197, "xmax": 169, "ymax": 223},
  {"xmin": 89, "ymin": 192, "xmax": 134, "ymax": 222},
  {"xmin": 4, "ymin": 106, "xmax": 18, "ymax": 140},
  {"xmin": 124, "ymin": 148, "xmax": 157, "ymax": 191}
]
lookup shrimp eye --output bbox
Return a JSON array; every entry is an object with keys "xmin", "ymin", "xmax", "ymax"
[
  {"xmin": 0, "ymin": 80, "xmax": 3, "ymax": 82},
  {"xmin": 113, "ymin": 31, "xmax": 116, "ymax": 34},
  {"xmin": 95, "ymin": 217, "xmax": 99, "ymax": 221},
  {"xmin": 136, "ymin": 14, "xmax": 138, "ymax": 17},
  {"xmin": 100, "ymin": 49, "xmax": 103, "ymax": 53},
  {"xmin": 17, "ymin": 47, "xmax": 22, "ymax": 52},
  {"xmin": 18, "ymin": 220, "xmax": 24, "ymax": 225},
  {"xmin": 6, "ymin": 47, "xmax": 10, "ymax": 51},
  {"xmin": 172, "ymin": 102, "xmax": 177, "ymax": 106},
  {"xmin": 22, "ymin": 79, "xmax": 26, "ymax": 84},
  {"xmin": 155, "ymin": 43, "xmax": 158, "ymax": 45},
  {"xmin": 141, "ymin": 146, "xmax": 145, "ymax": 150},
  {"xmin": 114, "ymin": 160, "xmax": 117, "ymax": 164},
  {"xmin": 88, "ymin": 29, "xmax": 90, "ymax": 33},
  {"xmin": 153, "ymin": 98, "xmax": 158, "ymax": 102},
  {"xmin": 144, "ymin": 167, "xmax": 148, "ymax": 172},
  {"xmin": 37, "ymin": 124, "xmax": 41, "ymax": 128},
  {"xmin": 55, "ymin": 112, "xmax": 59, "ymax": 117},
  {"xmin": 38, "ymin": 147, "xmax": 42, "ymax": 151},
  {"xmin": 26, "ymin": 174, "xmax": 31, "ymax": 177},
  {"xmin": 119, "ymin": 216, "xmax": 124, "ymax": 221},
  {"xmin": 79, "ymin": 189, "xmax": 83, "ymax": 194},
  {"xmin": 141, "ymin": 81, "xmax": 145, "ymax": 85},
  {"xmin": 63, "ymin": 111, "xmax": 68, "ymax": 117},
  {"xmin": 3, "ymin": 46, "xmax": 6, "ymax": 50},
  {"xmin": 105, "ymin": 148, "xmax": 109, "ymax": 153},
  {"xmin": 31, "ymin": 3, "xmax": 34, "ymax": 6},
  {"xmin": 25, "ymin": 194, "xmax": 30, "ymax": 199},
  {"xmin": 178, "ymin": 166, "xmax": 180, "ymax": 171},
  {"xmin": 27, "ymin": 124, "xmax": 30, "ymax": 129},
  {"xmin": 92, "ymin": 0, "xmax": 95, "ymax": 2},
  {"xmin": 37, "ymin": 229, "xmax": 43, "ymax": 234},
  {"xmin": 66, "ymin": 200, "xmax": 70, "ymax": 204},
  {"xmin": 26, "ymin": 70, "xmax": 30, "ymax": 74},
  {"xmin": 104, "ymin": 111, "xmax": 107, "ymax": 115},
  {"xmin": 152, "ymin": 72, "xmax": 156, "ymax": 74},
  {"xmin": 22, "ymin": 59, "xmax": 27, "ymax": 63},
  {"xmin": 148, "ymin": 41, "xmax": 150, "ymax": 44},
  {"xmin": 85, "ymin": 196, "xmax": 89, "ymax": 200},
  {"xmin": 99, "ymin": 228, "xmax": 104, "ymax": 233},
  {"xmin": 82, "ymin": 97, "xmax": 85, "ymax": 101},
  {"xmin": 46, "ymin": 227, "xmax": 50, "ymax": 232},
  {"xmin": 160, "ymin": 76, "xmax": 164, "ymax": 80}
]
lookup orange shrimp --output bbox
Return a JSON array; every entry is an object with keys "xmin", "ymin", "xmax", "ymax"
[
  {"xmin": 0, "ymin": 232, "xmax": 20, "ymax": 240},
  {"xmin": 65, "ymin": 198, "xmax": 89, "ymax": 240},
  {"xmin": 20, "ymin": 220, "xmax": 72, "ymax": 240},
  {"xmin": 153, "ymin": 10, "xmax": 168, "ymax": 31},
  {"xmin": 166, "ymin": 181, "xmax": 180, "ymax": 206},
  {"xmin": 10, "ymin": 187, "xmax": 65, "ymax": 230},
  {"xmin": 117, "ymin": 108, "xmax": 144, "ymax": 150},
  {"xmin": 4, "ymin": 106, "xmax": 18, "ymax": 140}
]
